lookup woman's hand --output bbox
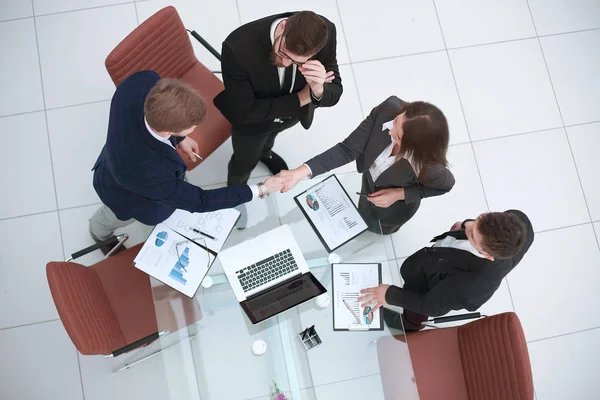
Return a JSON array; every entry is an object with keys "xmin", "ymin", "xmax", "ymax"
[
  {"xmin": 366, "ymin": 188, "xmax": 405, "ymax": 208},
  {"xmin": 277, "ymin": 165, "xmax": 312, "ymax": 193},
  {"xmin": 358, "ymin": 284, "xmax": 391, "ymax": 311}
]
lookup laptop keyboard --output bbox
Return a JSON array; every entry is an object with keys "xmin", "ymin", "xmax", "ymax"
[{"xmin": 236, "ymin": 249, "xmax": 299, "ymax": 293}]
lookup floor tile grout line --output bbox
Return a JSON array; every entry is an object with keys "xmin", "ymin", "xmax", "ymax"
[
  {"xmin": 431, "ymin": 1, "xmax": 491, "ymax": 212},
  {"xmin": 32, "ymin": 0, "xmax": 66, "ymax": 261},
  {"xmin": 133, "ymin": 0, "xmax": 140, "ymax": 25},
  {"xmin": 527, "ymin": 325, "xmax": 600, "ymax": 344},
  {"xmin": 0, "ymin": 202, "xmax": 103, "ymax": 222},
  {"xmin": 75, "ymin": 352, "xmax": 86, "ymax": 400},
  {"xmin": 45, "ymin": 98, "xmax": 113, "ymax": 112},
  {"xmin": 525, "ymin": 0, "xmax": 598, "ymax": 250},
  {"xmin": 0, "ymin": 15, "xmax": 34, "ymax": 23},
  {"xmin": 0, "ymin": 108, "xmax": 46, "ymax": 119},
  {"xmin": 334, "ymin": 0, "xmax": 366, "ymax": 117},
  {"xmin": 32, "ymin": 1, "xmax": 135, "ymax": 19},
  {"xmin": 234, "ymin": 0, "xmax": 243, "ymax": 26},
  {"xmin": 0, "ymin": 318, "xmax": 60, "ymax": 332},
  {"xmin": 534, "ymin": 221, "xmax": 595, "ymax": 235}
]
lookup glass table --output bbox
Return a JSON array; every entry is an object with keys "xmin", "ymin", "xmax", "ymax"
[{"xmin": 119, "ymin": 171, "xmax": 419, "ymax": 400}]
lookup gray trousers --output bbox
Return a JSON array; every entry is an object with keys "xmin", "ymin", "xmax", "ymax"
[{"xmin": 89, "ymin": 204, "xmax": 135, "ymax": 241}]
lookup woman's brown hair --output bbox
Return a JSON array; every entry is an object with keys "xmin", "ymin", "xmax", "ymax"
[{"xmin": 397, "ymin": 101, "xmax": 449, "ymax": 177}]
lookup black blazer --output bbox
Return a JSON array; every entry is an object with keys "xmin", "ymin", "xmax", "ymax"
[
  {"xmin": 305, "ymin": 96, "xmax": 455, "ymax": 204},
  {"xmin": 385, "ymin": 210, "xmax": 535, "ymax": 317},
  {"xmin": 214, "ymin": 12, "xmax": 343, "ymax": 135},
  {"xmin": 92, "ymin": 71, "xmax": 252, "ymax": 225}
]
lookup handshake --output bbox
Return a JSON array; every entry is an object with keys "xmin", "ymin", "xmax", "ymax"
[
  {"xmin": 263, "ymin": 165, "xmax": 406, "ymax": 208},
  {"xmin": 261, "ymin": 165, "xmax": 311, "ymax": 195}
]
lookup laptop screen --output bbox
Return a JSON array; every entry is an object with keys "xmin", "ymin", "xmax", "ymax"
[{"xmin": 241, "ymin": 272, "xmax": 327, "ymax": 324}]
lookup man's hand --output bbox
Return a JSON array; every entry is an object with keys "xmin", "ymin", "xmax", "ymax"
[
  {"xmin": 263, "ymin": 174, "xmax": 293, "ymax": 194},
  {"xmin": 367, "ymin": 188, "xmax": 405, "ymax": 208},
  {"xmin": 450, "ymin": 221, "xmax": 462, "ymax": 231},
  {"xmin": 358, "ymin": 284, "xmax": 391, "ymax": 312},
  {"xmin": 177, "ymin": 137, "xmax": 200, "ymax": 162},
  {"xmin": 297, "ymin": 84, "xmax": 312, "ymax": 107},
  {"xmin": 299, "ymin": 60, "xmax": 334, "ymax": 99},
  {"xmin": 277, "ymin": 165, "xmax": 311, "ymax": 193}
]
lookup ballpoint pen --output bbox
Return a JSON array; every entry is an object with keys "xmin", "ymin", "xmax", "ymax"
[
  {"xmin": 192, "ymin": 228, "xmax": 216, "ymax": 240},
  {"xmin": 342, "ymin": 299, "xmax": 362, "ymax": 324},
  {"xmin": 192, "ymin": 151, "xmax": 203, "ymax": 160}
]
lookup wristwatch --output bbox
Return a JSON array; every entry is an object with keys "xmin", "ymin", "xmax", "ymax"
[{"xmin": 257, "ymin": 182, "xmax": 269, "ymax": 198}]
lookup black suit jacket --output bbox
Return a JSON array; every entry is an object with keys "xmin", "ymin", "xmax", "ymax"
[
  {"xmin": 305, "ymin": 96, "xmax": 455, "ymax": 204},
  {"xmin": 385, "ymin": 210, "xmax": 535, "ymax": 316},
  {"xmin": 213, "ymin": 12, "xmax": 343, "ymax": 135},
  {"xmin": 92, "ymin": 71, "xmax": 252, "ymax": 225}
]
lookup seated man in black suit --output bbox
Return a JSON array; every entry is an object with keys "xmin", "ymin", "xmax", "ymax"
[
  {"xmin": 89, "ymin": 71, "xmax": 289, "ymax": 254},
  {"xmin": 214, "ymin": 11, "xmax": 343, "ymax": 225},
  {"xmin": 358, "ymin": 210, "xmax": 534, "ymax": 331}
]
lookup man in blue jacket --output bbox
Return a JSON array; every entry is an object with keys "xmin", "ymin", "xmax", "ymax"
[{"xmin": 90, "ymin": 71, "xmax": 287, "ymax": 253}]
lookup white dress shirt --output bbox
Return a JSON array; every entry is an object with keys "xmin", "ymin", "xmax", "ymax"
[
  {"xmin": 270, "ymin": 18, "xmax": 296, "ymax": 91},
  {"xmin": 144, "ymin": 117, "xmax": 260, "ymax": 199},
  {"xmin": 433, "ymin": 236, "xmax": 487, "ymax": 258},
  {"xmin": 368, "ymin": 120, "xmax": 401, "ymax": 182}
]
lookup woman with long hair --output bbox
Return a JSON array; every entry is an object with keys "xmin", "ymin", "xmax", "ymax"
[{"xmin": 279, "ymin": 96, "xmax": 455, "ymax": 234}]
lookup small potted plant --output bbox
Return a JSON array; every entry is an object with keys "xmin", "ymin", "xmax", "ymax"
[{"xmin": 269, "ymin": 380, "xmax": 288, "ymax": 400}]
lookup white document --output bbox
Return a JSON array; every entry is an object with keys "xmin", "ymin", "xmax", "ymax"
[
  {"xmin": 134, "ymin": 224, "xmax": 215, "ymax": 297},
  {"xmin": 162, "ymin": 208, "xmax": 240, "ymax": 253},
  {"xmin": 332, "ymin": 263, "xmax": 382, "ymax": 330},
  {"xmin": 297, "ymin": 176, "xmax": 368, "ymax": 251}
]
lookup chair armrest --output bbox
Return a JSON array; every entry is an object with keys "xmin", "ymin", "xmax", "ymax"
[
  {"xmin": 67, "ymin": 234, "xmax": 129, "ymax": 261},
  {"xmin": 430, "ymin": 312, "xmax": 482, "ymax": 324},
  {"xmin": 187, "ymin": 29, "xmax": 221, "ymax": 61},
  {"xmin": 111, "ymin": 331, "xmax": 161, "ymax": 357}
]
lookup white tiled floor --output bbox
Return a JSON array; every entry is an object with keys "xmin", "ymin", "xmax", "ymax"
[{"xmin": 1, "ymin": 1, "xmax": 599, "ymax": 399}]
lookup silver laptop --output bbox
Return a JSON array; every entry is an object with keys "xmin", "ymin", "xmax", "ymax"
[{"xmin": 219, "ymin": 225, "xmax": 326, "ymax": 324}]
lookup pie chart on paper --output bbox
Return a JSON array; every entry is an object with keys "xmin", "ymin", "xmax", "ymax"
[{"xmin": 155, "ymin": 231, "xmax": 169, "ymax": 247}]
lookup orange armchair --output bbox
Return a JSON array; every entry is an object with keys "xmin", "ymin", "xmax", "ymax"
[
  {"xmin": 105, "ymin": 6, "xmax": 229, "ymax": 171},
  {"xmin": 47, "ymin": 238, "xmax": 201, "ymax": 366},
  {"xmin": 378, "ymin": 312, "xmax": 534, "ymax": 400}
]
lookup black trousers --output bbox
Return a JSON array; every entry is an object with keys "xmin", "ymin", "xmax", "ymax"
[
  {"xmin": 357, "ymin": 173, "xmax": 421, "ymax": 235},
  {"xmin": 227, "ymin": 119, "xmax": 299, "ymax": 186}
]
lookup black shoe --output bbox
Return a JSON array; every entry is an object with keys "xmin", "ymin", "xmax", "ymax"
[
  {"xmin": 382, "ymin": 308, "xmax": 405, "ymax": 332},
  {"xmin": 260, "ymin": 151, "xmax": 288, "ymax": 175},
  {"xmin": 93, "ymin": 236, "xmax": 127, "ymax": 256}
]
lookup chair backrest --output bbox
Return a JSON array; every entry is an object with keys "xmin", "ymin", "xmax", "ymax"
[
  {"xmin": 46, "ymin": 261, "xmax": 126, "ymax": 355},
  {"xmin": 457, "ymin": 312, "xmax": 534, "ymax": 400},
  {"xmin": 104, "ymin": 6, "xmax": 231, "ymax": 171},
  {"xmin": 105, "ymin": 6, "xmax": 197, "ymax": 85}
]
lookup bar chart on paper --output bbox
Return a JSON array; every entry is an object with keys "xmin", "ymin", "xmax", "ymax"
[{"xmin": 169, "ymin": 247, "xmax": 189, "ymax": 285}]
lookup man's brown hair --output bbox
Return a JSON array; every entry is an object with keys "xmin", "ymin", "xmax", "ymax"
[
  {"xmin": 477, "ymin": 212, "xmax": 527, "ymax": 260},
  {"xmin": 144, "ymin": 78, "xmax": 206, "ymax": 133},
  {"xmin": 284, "ymin": 11, "xmax": 328, "ymax": 56}
]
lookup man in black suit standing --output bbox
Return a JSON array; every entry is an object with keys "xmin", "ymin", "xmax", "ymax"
[
  {"xmin": 214, "ymin": 11, "xmax": 343, "ymax": 224},
  {"xmin": 358, "ymin": 210, "xmax": 534, "ymax": 331}
]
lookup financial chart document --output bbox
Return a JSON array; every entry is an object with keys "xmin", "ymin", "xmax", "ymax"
[{"xmin": 297, "ymin": 176, "xmax": 368, "ymax": 251}]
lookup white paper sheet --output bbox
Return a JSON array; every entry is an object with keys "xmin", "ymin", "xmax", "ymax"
[
  {"xmin": 298, "ymin": 176, "xmax": 368, "ymax": 251},
  {"xmin": 162, "ymin": 208, "xmax": 240, "ymax": 253},
  {"xmin": 333, "ymin": 263, "xmax": 381, "ymax": 330},
  {"xmin": 133, "ymin": 224, "xmax": 215, "ymax": 297}
]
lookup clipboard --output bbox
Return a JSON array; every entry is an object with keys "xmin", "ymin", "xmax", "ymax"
[
  {"xmin": 331, "ymin": 263, "xmax": 384, "ymax": 331},
  {"xmin": 294, "ymin": 174, "xmax": 368, "ymax": 253}
]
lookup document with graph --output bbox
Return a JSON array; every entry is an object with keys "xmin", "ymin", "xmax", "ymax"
[
  {"xmin": 294, "ymin": 175, "xmax": 368, "ymax": 252},
  {"xmin": 332, "ymin": 263, "xmax": 383, "ymax": 331},
  {"xmin": 133, "ymin": 223, "xmax": 216, "ymax": 297},
  {"xmin": 162, "ymin": 208, "xmax": 240, "ymax": 254}
]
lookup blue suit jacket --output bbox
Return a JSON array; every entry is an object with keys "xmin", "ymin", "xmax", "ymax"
[{"xmin": 93, "ymin": 71, "xmax": 252, "ymax": 225}]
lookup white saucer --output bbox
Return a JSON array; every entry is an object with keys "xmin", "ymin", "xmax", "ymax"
[{"xmin": 251, "ymin": 340, "xmax": 267, "ymax": 356}]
